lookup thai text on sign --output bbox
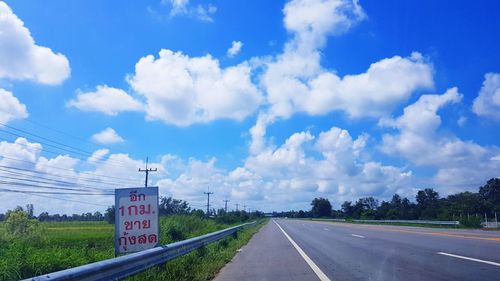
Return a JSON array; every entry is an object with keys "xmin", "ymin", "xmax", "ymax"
[{"xmin": 115, "ymin": 187, "xmax": 159, "ymax": 254}]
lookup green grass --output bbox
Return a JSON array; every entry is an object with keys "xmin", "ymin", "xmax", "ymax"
[{"xmin": 0, "ymin": 217, "xmax": 267, "ymax": 281}]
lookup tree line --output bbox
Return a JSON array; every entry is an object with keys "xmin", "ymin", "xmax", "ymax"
[
  {"xmin": 275, "ymin": 178, "xmax": 499, "ymax": 226},
  {"xmin": 0, "ymin": 196, "xmax": 264, "ymax": 225}
]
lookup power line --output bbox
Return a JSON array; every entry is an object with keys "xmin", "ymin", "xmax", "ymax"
[
  {"xmin": 0, "ymin": 122, "xmax": 135, "ymax": 167},
  {"xmin": 0, "ymin": 168, "xmax": 116, "ymax": 190},
  {"xmin": 0, "ymin": 181, "xmax": 113, "ymax": 194},
  {"xmin": 0, "ymin": 187, "xmax": 113, "ymax": 195},
  {"xmin": 0, "ymin": 188, "xmax": 111, "ymax": 207},
  {"xmin": 0, "ymin": 154, "xmax": 139, "ymax": 184},
  {"xmin": 204, "ymin": 186, "xmax": 214, "ymax": 216},
  {"xmin": 0, "ymin": 175, "xmax": 112, "ymax": 192},
  {"xmin": 138, "ymin": 157, "xmax": 157, "ymax": 188},
  {"xmin": 0, "ymin": 164, "xmax": 130, "ymax": 187},
  {"xmin": 223, "ymin": 199, "xmax": 230, "ymax": 213},
  {"xmin": 0, "ymin": 132, "xmax": 131, "ymax": 169}
]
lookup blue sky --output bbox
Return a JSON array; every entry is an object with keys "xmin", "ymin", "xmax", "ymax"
[{"xmin": 0, "ymin": 0, "xmax": 499, "ymax": 215}]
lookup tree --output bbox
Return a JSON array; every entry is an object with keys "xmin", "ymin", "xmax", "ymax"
[
  {"xmin": 479, "ymin": 178, "xmax": 500, "ymax": 216},
  {"xmin": 26, "ymin": 204, "xmax": 34, "ymax": 218},
  {"xmin": 341, "ymin": 201, "xmax": 354, "ymax": 218},
  {"xmin": 416, "ymin": 188, "xmax": 440, "ymax": 219},
  {"xmin": 38, "ymin": 212, "xmax": 50, "ymax": 222},
  {"xmin": 310, "ymin": 198, "xmax": 332, "ymax": 218},
  {"xmin": 4, "ymin": 207, "xmax": 41, "ymax": 239},
  {"xmin": 159, "ymin": 197, "xmax": 191, "ymax": 216},
  {"xmin": 105, "ymin": 205, "xmax": 115, "ymax": 224}
]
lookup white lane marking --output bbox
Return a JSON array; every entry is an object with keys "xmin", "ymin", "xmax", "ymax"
[
  {"xmin": 437, "ymin": 252, "xmax": 500, "ymax": 267},
  {"xmin": 324, "ymin": 228, "xmax": 330, "ymax": 231},
  {"xmin": 274, "ymin": 221, "xmax": 332, "ymax": 281},
  {"xmin": 351, "ymin": 234, "xmax": 365, "ymax": 238}
]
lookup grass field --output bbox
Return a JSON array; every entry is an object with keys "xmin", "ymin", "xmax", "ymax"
[{"xmin": 0, "ymin": 216, "xmax": 266, "ymax": 281}]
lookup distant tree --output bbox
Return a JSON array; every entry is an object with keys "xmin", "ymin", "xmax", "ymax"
[
  {"xmin": 311, "ymin": 198, "xmax": 332, "ymax": 218},
  {"xmin": 159, "ymin": 197, "xmax": 191, "ymax": 216},
  {"xmin": 479, "ymin": 178, "xmax": 500, "ymax": 216},
  {"xmin": 105, "ymin": 205, "xmax": 115, "ymax": 224},
  {"xmin": 38, "ymin": 212, "xmax": 50, "ymax": 222},
  {"xmin": 25, "ymin": 204, "xmax": 34, "ymax": 218},
  {"xmin": 0, "ymin": 213, "xmax": 5, "ymax": 221},
  {"xmin": 416, "ymin": 188, "xmax": 440, "ymax": 219},
  {"xmin": 4, "ymin": 207, "xmax": 41, "ymax": 239},
  {"xmin": 191, "ymin": 209, "xmax": 205, "ymax": 218},
  {"xmin": 341, "ymin": 201, "xmax": 354, "ymax": 218}
]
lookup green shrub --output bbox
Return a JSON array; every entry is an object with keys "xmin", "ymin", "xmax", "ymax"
[{"xmin": 459, "ymin": 216, "xmax": 482, "ymax": 228}]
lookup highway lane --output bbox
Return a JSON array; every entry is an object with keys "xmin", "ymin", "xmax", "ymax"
[
  {"xmin": 279, "ymin": 219, "xmax": 500, "ymax": 280},
  {"xmin": 214, "ymin": 219, "xmax": 500, "ymax": 281}
]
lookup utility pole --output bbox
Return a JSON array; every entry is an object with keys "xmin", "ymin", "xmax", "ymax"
[
  {"xmin": 235, "ymin": 203, "xmax": 239, "ymax": 211},
  {"xmin": 243, "ymin": 205, "xmax": 247, "ymax": 212},
  {"xmin": 204, "ymin": 186, "xmax": 214, "ymax": 216},
  {"xmin": 138, "ymin": 157, "xmax": 157, "ymax": 188},
  {"xmin": 223, "ymin": 199, "xmax": 230, "ymax": 213}
]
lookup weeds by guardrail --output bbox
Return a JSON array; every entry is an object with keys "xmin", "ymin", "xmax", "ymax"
[{"xmin": 22, "ymin": 221, "xmax": 257, "ymax": 281}]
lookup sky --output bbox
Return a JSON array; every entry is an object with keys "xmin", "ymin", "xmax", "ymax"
[{"xmin": 0, "ymin": 0, "xmax": 499, "ymax": 215}]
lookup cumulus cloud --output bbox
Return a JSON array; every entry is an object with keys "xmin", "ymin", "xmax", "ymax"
[
  {"xmin": 381, "ymin": 88, "xmax": 500, "ymax": 189},
  {"xmin": 0, "ymin": 137, "xmax": 41, "ymax": 167},
  {"xmin": 128, "ymin": 49, "xmax": 263, "ymax": 126},
  {"xmin": 264, "ymin": 52, "xmax": 434, "ymax": 120},
  {"xmin": 67, "ymin": 85, "xmax": 143, "ymax": 115},
  {"xmin": 250, "ymin": 0, "xmax": 433, "ymax": 153},
  {"xmin": 0, "ymin": 1, "xmax": 70, "ymax": 85},
  {"xmin": 472, "ymin": 73, "xmax": 500, "ymax": 121},
  {"xmin": 227, "ymin": 41, "xmax": 243, "ymax": 57},
  {"xmin": 163, "ymin": 0, "xmax": 217, "ymax": 22},
  {"xmin": 91, "ymin": 128, "xmax": 125, "ymax": 145},
  {"xmin": 0, "ymin": 137, "xmax": 160, "ymax": 214},
  {"xmin": 283, "ymin": 0, "xmax": 366, "ymax": 51},
  {"xmin": 0, "ymin": 88, "xmax": 28, "ymax": 124}
]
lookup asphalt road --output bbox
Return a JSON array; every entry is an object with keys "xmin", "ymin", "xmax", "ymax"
[{"xmin": 214, "ymin": 219, "xmax": 500, "ymax": 281}]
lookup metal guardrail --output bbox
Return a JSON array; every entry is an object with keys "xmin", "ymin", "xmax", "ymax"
[
  {"xmin": 353, "ymin": 219, "xmax": 459, "ymax": 225},
  {"xmin": 23, "ymin": 221, "xmax": 257, "ymax": 281},
  {"xmin": 310, "ymin": 218, "xmax": 459, "ymax": 225}
]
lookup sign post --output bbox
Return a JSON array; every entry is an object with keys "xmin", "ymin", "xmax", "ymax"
[{"xmin": 114, "ymin": 187, "xmax": 159, "ymax": 255}]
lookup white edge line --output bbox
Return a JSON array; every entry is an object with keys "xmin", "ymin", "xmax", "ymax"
[
  {"xmin": 351, "ymin": 234, "xmax": 365, "ymax": 238},
  {"xmin": 437, "ymin": 252, "xmax": 500, "ymax": 267},
  {"xmin": 274, "ymin": 220, "xmax": 332, "ymax": 281}
]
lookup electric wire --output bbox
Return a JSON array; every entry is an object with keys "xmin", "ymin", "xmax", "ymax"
[{"xmin": 0, "ymin": 188, "xmax": 111, "ymax": 207}]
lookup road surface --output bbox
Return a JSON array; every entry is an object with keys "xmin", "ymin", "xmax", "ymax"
[{"xmin": 214, "ymin": 219, "xmax": 500, "ymax": 281}]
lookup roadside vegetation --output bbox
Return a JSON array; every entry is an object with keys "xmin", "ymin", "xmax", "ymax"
[
  {"xmin": 274, "ymin": 178, "xmax": 499, "ymax": 229},
  {"xmin": 0, "ymin": 198, "xmax": 266, "ymax": 281}
]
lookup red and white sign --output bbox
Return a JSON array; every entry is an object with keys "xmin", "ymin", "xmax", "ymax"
[{"xmin": 114, "ymin": 187, "xmax": 159, "ymax": 254}]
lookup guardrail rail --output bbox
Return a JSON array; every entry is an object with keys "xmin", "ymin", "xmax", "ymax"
[
  {"xmin": 22, "ymin": 221, "xmax": 257, "ymax": 281},
  {"xmin": 309, "ymin": 218, "xmax": 459, "ymax": 225}
]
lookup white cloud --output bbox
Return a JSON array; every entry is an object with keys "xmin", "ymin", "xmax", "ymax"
[
  {"xmin": 0, "ymin": 88, "xmax": 28, "ymax": 124},
  {"xmin": 472, "ymin": 73, "xmax": 500, "ymax": 121},
  {"xmin": 67, "ymin": 85, "xmax": 143, "ymax": 116},
  {"xmin": 381, "ymin": 88, "xmax": 500, "ymax": 189},
  {"xmin": 264, "ymin": 52, "xmax": 434, "ymax": 120},
  {"xmin": 163, "ymin": 0, "xmax": 217, "ymax": 22},
  {"xmin": 0, "ymin": 137, "xmax": 156, "ymax": 214},
  {"xmin": 283, "ymin": 0, "xmax": 365, "ymax": 51},
  {"xmin": 91, "ymin": 128, "xmax": 125, "ymax": 145},
  {"xmin": 0, "ymin": 137, "xmax": 41, "ymax": 168},
  {"xmin": 457, "ymin": 116, "xmax": 467, "ymax": 127},
  {"xmin": 128, "ymin": 49, "xmax": 263, "ymax": 126},
  {"xmin": 227, "ymin": 41, "xmax": 243, "ymax": 57},
  {"xmin": 87, "ymin": 148, "xmax": 109, "ymax": 164},
  {"xmin": 0, "ymin": 1, "xmax": 70, "ymax": 85},
  {"xmin": 251, "ymin": 0, "xmax": 433, "ymax": 152}
]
